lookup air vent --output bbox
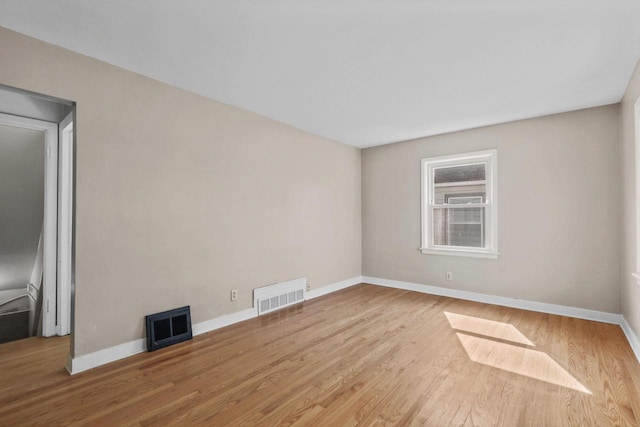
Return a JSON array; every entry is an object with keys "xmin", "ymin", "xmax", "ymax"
[
  {"xmin": 145, "ymin": 306, "xmax": 192, "ymax": 352},
  {"xmin": 254, "ymin": 278, "xmax": 306, "ymax": 315}
]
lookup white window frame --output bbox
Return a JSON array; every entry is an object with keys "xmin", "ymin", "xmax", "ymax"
[{"xmin": 421, "ymin": 149, "xmax": 499, "ymax": 259}]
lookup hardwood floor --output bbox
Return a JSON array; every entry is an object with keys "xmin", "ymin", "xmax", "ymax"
[{"xmin": 1, "ymin": 284, "xmax": 639, "ymax": 426}]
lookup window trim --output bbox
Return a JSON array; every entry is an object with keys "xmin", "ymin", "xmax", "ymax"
[{"xmin": 420, "ymin": 149, "xmax": 499, "ymax": 259}]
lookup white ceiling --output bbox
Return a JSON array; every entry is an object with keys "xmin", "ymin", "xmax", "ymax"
[{"xmin": 1, "ymin": 1, "xmax": 639, "ymax": 147}]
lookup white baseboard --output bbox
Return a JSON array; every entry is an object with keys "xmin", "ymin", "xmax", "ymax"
[
  {"xmin": 362, "ymin": 276, "xmax": 622, "ymax": 324},
  {"xmin": 192, "ymin": 308, "xmax": 257, "ymax": 336},
  {"xmin": 306, "ymin": 276, "xmax": 363, "ymax": 300},
  {"xmin": 621, "ymin": 317, "xmax": 640, "ymax": 364},
  {"xmin": 67, "ymin": 276, "xmax": 362, "ymax": 374},
  {"xmin": 68, "ymin": 338, "xmax": 146, "ymax": 375}
]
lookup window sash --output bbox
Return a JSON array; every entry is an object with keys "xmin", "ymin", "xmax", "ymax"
[
  {"xmin": 447, "ymin": 195, "xmax": 484, "ymax": 205},
  {"xmin": 429, "ymin": 203, "xmax": 487, "ymax": 208}
]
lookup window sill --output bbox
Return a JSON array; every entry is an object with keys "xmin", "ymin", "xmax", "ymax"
[{"xmin": 420, "ymin": 248, "xmax": 499, "ymax": 259}]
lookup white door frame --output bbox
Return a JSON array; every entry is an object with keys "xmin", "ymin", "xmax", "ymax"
[
  {"xmin": 57, "ymin": 113, "xmax": 73, "ymax": 336},
  {"xmin": 0, "ymin": 112, "xmax": 58, "ymax": 337}
]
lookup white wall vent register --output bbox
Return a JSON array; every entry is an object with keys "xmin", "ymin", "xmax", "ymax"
[{"xmin": 254, "ymin": 278, "xmax": 306, "ymax": 315}]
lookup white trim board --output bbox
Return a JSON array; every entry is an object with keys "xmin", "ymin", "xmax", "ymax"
[
  {"xmin": 363, "ymin": 276, "xmax": 621, "ymax": 324},
  {"xmin": 192, "ymin": 307, "xmax": 257, "ymax": 336},
  {"xmin": 306, "ymin": 276, "xmax": 362, "ymax": 300},
  {"xmin": 66, "ymin": 338, "xmax": 146, "ymax": 374},
  {"xmin": 621, "ymin": 317, "xmax": 640, "ymax": 364},
  {"xmin": 67, "ymin": 276, "xmax": 362, "ymax": 374},
  {"xmin": 57, "ymin": 112, "xmax": 73, "ymax": 337}
]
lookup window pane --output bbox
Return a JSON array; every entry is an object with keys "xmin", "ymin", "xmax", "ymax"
[
  {"xmin": 433, "ymin": 163, "xmax": 486, "ymax": 204},
  {"xmin": 433, "ymin": 207, "xmax": 485, "ymax": 248},
  {"xmin": 450, "ymin": 207, "xmax": 482, "ymax": 224},
  {"xmin": 434, "ymin": 163, "xmax": 485, "ymax": 184}
]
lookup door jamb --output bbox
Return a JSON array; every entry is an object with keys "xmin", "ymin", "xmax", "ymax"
[{"xmin": 57, "ymin": 113, "xmax": 73, "ymax": 336}]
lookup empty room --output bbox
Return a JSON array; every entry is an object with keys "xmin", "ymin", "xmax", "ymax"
[{"xmin": 1, "ymin": 1, "xmax": 640, "ymax": 426}]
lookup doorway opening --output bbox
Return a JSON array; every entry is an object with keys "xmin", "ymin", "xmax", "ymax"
[{"xmin": 0, "ymin": 85, "xmax": 74, "ymax": 348}]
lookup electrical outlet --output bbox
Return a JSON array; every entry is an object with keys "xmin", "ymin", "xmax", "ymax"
[
  {"xmin": 446, "ymin": 272, "xmax": 453, "ymax": 281},
  {"xmin": 306, "ymin": 282, "xmax": 311, "ymax": 292},
  {"xmin": 230, "ymin": 289, "xmax": 238, "ymax": 301}
]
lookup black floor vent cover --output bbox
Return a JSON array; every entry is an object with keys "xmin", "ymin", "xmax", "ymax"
[{"xmin": 145, "ymin": 306, "xmax": 192, "ymax": 352}]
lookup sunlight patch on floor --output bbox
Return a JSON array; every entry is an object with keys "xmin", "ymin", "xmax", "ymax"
[
  {"xmin": 455, "ymin": 332, "xmax": 591, "ymax": 394},
  {"xmin": 444, "ymin": 311, "xmax": 534, "ymax": 346},
  {"xmin": 444, "ymin": 311, "xmax": 591, "ymax": 394}
]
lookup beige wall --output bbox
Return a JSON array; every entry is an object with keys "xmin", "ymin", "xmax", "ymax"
[
  {"xmin": 363, "ymin": 105, "xmax": 622, "ymax": 313},
  {"xmin": 0, "ymin": 27, "xmax": 362, "ymax": 356},
  {"xmin": 621, "ymin": 60, "xmax": 640, "ymax": 339}
]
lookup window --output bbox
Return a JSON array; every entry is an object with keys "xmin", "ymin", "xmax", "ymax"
[{"xmin": 421, "ymin": 150, "xmax": 498, "ymax": 258}]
